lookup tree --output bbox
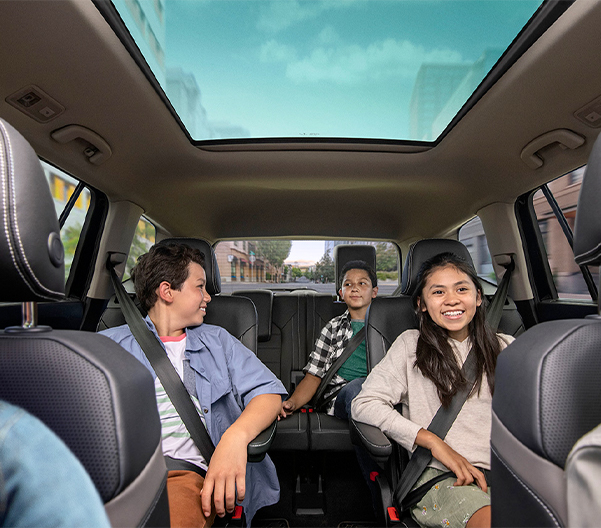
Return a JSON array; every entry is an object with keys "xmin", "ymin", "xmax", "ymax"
[
  {"xmin": 256, "ymin": 240, "xmax": 292, "ymax": 283},
  {"xmin": 315, "ymin": 252, "xmax": 335, "ymax": 283},
  {"xmin": 375, "ymin": 242, "xmax": 398, "ymax": 272},
  {"xmin": 60, "ymin": 223, "xmax": 82, "ymax": 278},
  {"xmin": 291, "ymin": 267, "xmax": 302, "ymax": 279}
]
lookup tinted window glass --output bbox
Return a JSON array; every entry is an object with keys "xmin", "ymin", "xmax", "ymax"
[
  {"xmin": 458, "ymin": 217, "xmax": 495, "ymax": 284},
  {"xmin": 532, "ymin": 167, "xmax": 597, "ymax": 300},
  {"xmin": 124, "ymin": 217, "xmax": 156, "ymax": 281},
  {"xmin": 215, "ymin": 240, "xmax": 399, "ymax": 294},
  {"xmin": 42, "ymin": 161, "xmax": 90, "ymax": 282}
]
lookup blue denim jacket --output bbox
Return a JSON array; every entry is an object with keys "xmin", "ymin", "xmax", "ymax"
[
  {"xmin": 0, "ymin": 400, "xmax": 110, "ymax": 527},
  {"xmin": 101, "ymin": 318, "xmax": 287, "ymax": 523}
]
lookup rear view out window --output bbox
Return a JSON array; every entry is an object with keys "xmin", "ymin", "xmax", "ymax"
[
  {"xmin": 532, "ymin": 167, "xmax": 597, "ymax": 301},
  {"xmin": 214, "ymin": 240, "xmax": 399, "ymax": 295},
  {"xmin": 42, "ymin": 161, "xmax": 90, "ymax": 282},
  {"xmin": 458, "ymin": 217, "xmax": 495, "ymax": 284},
  {"xmin": 124, "ymin": 217, "xmax": 156, "ymax": 281}
]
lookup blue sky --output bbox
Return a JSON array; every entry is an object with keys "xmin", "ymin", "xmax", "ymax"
[{"xmin": 163, "ymin": 0, "xmax": 542, "ymax": 140}]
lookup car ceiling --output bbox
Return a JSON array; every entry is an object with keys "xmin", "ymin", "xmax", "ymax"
[{"xmin": 1, "ymin": 0, "xmax": 601, "ymax": 245}]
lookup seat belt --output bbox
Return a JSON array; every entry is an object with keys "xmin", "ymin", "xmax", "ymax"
[
  {"xmin": 311, "ymin": 326, "xmax": 365, "ymax": 411},
  {"xmin": 393, "ymin": 258, "xmax": 515, "ymax": 511},
  {"xmin": 486, "ymin": 256, "xmax": 515, "ymax": 332},
  {"xmin": 393, "ymin": 347, "xmax": 478, "ymax": 511},
  {"xmin": 107, "ymin": 257, "xmax": 215, "ymax": 462}
]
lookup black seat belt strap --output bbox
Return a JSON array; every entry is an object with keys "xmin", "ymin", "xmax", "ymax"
[
  {"xmin": 107, "ymin": 257, "xmax": 215, "ymax": 462},
  {"xmin": 311, "ymin": 326, "xmax": 365, "ymax": 410},
  {"xmin": 393, "ymin": 347, "xmax": 478, "ymax": 509},
  {"xmin": 486, "ymin": 256, "xmax": 515, "ymax": 331}
]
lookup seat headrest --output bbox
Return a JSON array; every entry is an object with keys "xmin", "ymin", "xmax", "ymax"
[
  {"xmin": 334, "ymin": 244, "xmax": 377, "ymax": 290},
  {"xmin": 574, "ymin": 134, "xmax": 601, "ymax": 267},
  {"xmin": 401, "ymin": 238, "xmax": 474, "ymax": 296},
  {"xmin": 0, "ymin": 119, "xmax": 64, "ymax": 302},
  {"xmin": 158, "ymin": 237, "xmax": 221, "ymax": 295},
  {"xmin": 232, "ymin": 289, "xmax": 273, "ymax": 342}
]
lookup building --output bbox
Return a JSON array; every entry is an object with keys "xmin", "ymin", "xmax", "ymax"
[
  {"xmin": 215, "ymin": 241, "xmax": 281, "ymax": 283},
  {"xmin": 410, "ymin": 49, "xmax": 502, "ymax": 141},
  {"xmin": 410, "ymin": 64, "xmax": 470, "ymax": 141},
  {"xmin": 113, "ymin": 0, "xmax": 166, "ymax": 85}
]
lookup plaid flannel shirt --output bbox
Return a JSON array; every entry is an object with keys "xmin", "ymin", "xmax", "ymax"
[{"xmin": 304, "ymin": 310, "xmax": 355, "ymax": 415}]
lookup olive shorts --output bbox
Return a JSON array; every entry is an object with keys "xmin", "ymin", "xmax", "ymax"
[{"xmin": 410, "ymin": 467, "xmax": 491, "ymax": 527}]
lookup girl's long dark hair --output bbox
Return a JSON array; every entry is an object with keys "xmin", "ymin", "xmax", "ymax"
[{"xmin": 411, "ymin": 252, "xmax": 502, "ymax": 407}]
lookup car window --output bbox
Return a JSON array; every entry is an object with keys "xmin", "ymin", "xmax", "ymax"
[
  {"xmin": 532, "ymin": 167, "xmax": 598, "ymax": 301},
  {"xmin": 458, "ymin": 217, "xmax": 495, "ymax": 284},
  {"xmin": 42, "ymin": 161, "xmax": 91, "ymax": 282},
  {"xmin": 215, "ymin": 240, "xmax": 399, "ymax": 295},
  {"xmin": 124, "ymin": 217, "xmax": 156, "ymax": 281}
]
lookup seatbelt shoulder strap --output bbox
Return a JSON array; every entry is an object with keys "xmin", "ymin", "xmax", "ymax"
[{"xmin": 393, "ymin": 346, "xmax": 478, "ymax": 507}]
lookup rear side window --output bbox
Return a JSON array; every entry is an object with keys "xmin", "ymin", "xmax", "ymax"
[
  {"xmin": 124, "ymin": 217, "xmax": 156, "ymax": 280},
  {"xmin": 531, "ymin": 167, "xmax": 597, "ymax": 301},
  {"xmin": 214, "ymin": 240, "xmax": 399, "ymax": 295},
  {"xmin": 458, "ymin": 217, "xmax": 495, "ymax": 284},
  {"xmin": 42, "ymin": 161, "xmax": 90, "ymax": 282}
]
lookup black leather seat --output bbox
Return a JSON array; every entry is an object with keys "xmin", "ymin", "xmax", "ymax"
[
  {"xmin": 490, "ymin": 134, "xmax": 601, "ymax": 527},
  {"xmin": 309, "ymin": 244, "xmax": 378, "ymax": 451},
  {"xmin": 0, "ymin": 118, "xmax": 169, "ymax": 527}
]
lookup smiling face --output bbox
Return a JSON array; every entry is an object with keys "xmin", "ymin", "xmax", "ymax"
[
  {"xmin": 170, "ymin": 262, "xmax": 212, "ymax": 330},
  {"xmin": 339, "ymin": 268, "xmax": 378, "ymax": 319},
  {"xmin": 417, "ymin": 264, "xmax": 482, "ymax": 342}
]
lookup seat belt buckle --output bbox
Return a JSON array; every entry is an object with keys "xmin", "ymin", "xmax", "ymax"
[
  {"xmin": 387, "ymin": 506, "xmax": 401, "ymax": 523},
  {"xmin": 232, "ymin": 505, "xmax": 243, "ymax": 521}
]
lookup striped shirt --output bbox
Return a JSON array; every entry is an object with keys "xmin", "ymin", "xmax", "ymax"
[{"xmin": 157, "ymin": 333, "xmax": 208, "ymax": 472}]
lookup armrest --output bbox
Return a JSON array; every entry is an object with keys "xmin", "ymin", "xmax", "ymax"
[
  {"xmin": 350, "ymin": 419, "xmax": 393, "ymax": 464},
  {"xmin": 247, "ymin": 420, "xmax": 277, "ymax": 463}
]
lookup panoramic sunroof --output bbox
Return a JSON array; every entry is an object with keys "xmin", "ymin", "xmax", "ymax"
[{"xmin": 112, "ymin": 0, "xmax": 543, "ymax": 142}]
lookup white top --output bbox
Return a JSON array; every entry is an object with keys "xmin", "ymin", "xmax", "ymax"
[
  {"xmin": 351, "ymin": 329, "xmax": 513, "ymax": 471},
  {"xmin": 155, "ymin": 333, "xmax": 208, "ymax": 471}
]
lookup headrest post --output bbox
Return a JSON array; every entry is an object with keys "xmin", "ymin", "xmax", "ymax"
[
  {"xmin": 598, "ymin": 269, "xmax": 601, "ymax": 316},
  {"xmin": 4, "ymin": 301, "xmax": 51, "ymax": 333},
  {"xmin": 22, "ymin": 301, "xmax": 38, "ymax": 329}
]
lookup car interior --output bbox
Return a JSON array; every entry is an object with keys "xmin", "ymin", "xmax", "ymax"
[{"xmin": 1, "ymin": 0, "xmax": 600, "ymax": 526}]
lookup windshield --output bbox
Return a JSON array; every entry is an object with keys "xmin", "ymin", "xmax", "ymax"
[{"xmin": 111, "ymin": 0, "xmax": 543, "ymax": 142}]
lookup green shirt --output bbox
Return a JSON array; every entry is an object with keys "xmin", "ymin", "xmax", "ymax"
[{"xmin": 338, "ymin": 320, "xmax": 367, "ymax": 381}]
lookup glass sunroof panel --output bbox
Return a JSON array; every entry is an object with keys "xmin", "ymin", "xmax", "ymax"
[{"xmin": 112, "ymin": 0, "xmax": 543, "ymax": 142}]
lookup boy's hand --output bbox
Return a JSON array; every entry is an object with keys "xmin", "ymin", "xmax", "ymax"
[
  {"xmin": 201, "ymin": 430, "xmax": 247, "ymax": 518},
  {"xmin": 279, "ymin": 399, "xmax": 297, "ymax": 419}
]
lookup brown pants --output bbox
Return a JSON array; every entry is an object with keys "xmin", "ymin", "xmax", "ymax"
[{"xmin": 167, "ymin": 470, "xmax": 216, "ymax": 528}]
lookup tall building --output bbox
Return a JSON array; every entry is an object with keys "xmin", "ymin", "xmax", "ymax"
[
  {"xmin": 166, "ymin": 68, "xmax": 212, "ymax": 139},
  {"xmin": 113, "ymin": 0, "xmax": 166, "ymax": 85},
  {"xmin": 410, "ymin": 64, "xmax": 470, "ymax": 141},
  {"xmin": 410, "ymin": 49, "xmax": 502, "ymax": 141}
]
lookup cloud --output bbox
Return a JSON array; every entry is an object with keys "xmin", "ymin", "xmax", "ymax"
[
  {"xmin": 280, "ymin": 38, "xmax": 465, "ymax": 84},
  {"xmin": 260, "ymin": 40, "xmax": 297, "ymax": 63},
  {"xmin": 257, "ymin": 0, "xmax": 358, "ymax": 33}
]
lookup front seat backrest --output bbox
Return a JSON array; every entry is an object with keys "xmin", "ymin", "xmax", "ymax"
[
  {"xmin": 491, "ymin": 133, "xmax": 601, "ymax": 528},
  {"xmin": 0, "ymin": 118, "xmax": 169, "ymax": 527}
]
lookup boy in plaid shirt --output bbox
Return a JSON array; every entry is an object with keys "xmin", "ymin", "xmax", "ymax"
[{"xmin": 279, "ymin": 260, "xmax": 378, "ymax": 419}]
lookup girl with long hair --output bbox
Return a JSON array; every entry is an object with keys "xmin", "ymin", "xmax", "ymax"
[{"xmin": 352, "ymin": 252, "xmax": 513, "ymax": 528}]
